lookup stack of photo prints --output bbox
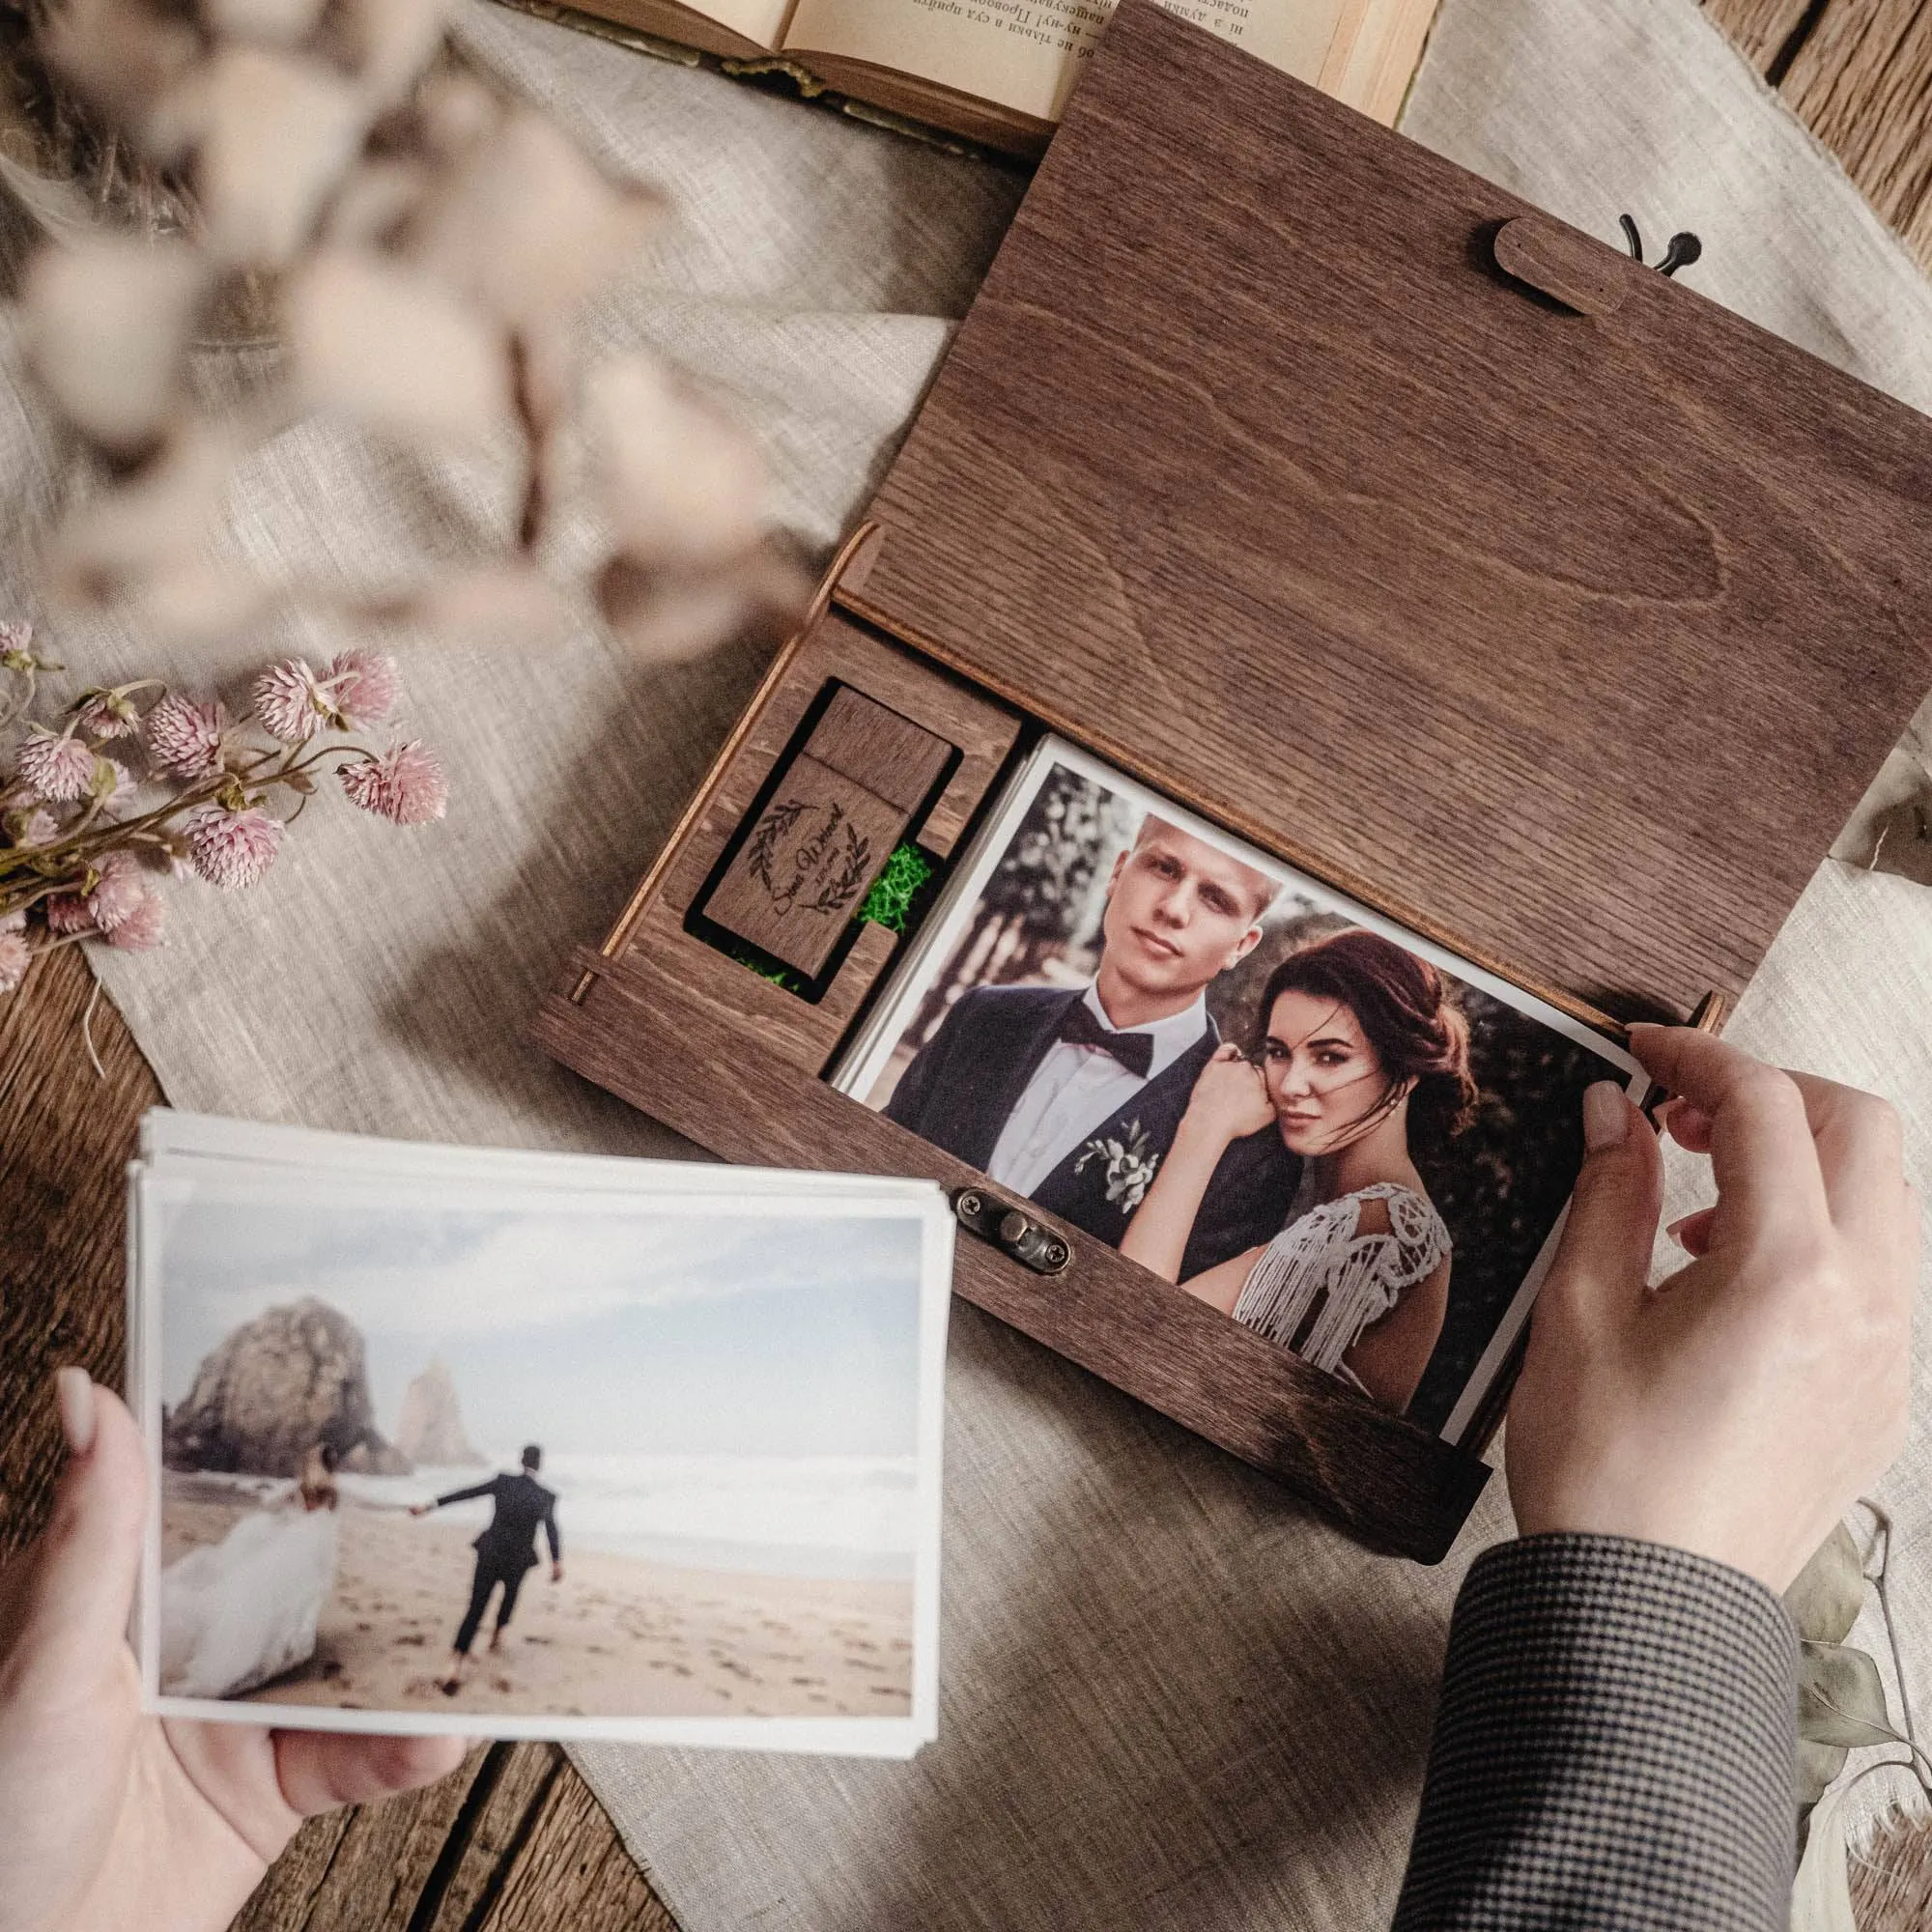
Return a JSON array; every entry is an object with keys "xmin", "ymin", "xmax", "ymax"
[
  {"xmin": 834, "ymin": 737, "xmax": 1645, "ymax": 1443},
  {"xmin": 129, "ymin": 1111, "xmax": 951, "ymax": 1755}
]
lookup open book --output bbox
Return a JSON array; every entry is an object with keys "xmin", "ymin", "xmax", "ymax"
[{"xmin": 550, "ymin": 0, "xmax": 1438, "ymax": 153}]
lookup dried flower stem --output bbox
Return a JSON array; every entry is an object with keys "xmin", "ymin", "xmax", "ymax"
[{"xmin": 0, "ymin": 637, "xmax": 447, "ymax": 975}]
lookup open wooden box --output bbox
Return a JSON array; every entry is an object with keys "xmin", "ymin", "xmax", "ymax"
[{"xmin": 533, "ymin": 1, "xmax": 1932, "ymax": 1562}]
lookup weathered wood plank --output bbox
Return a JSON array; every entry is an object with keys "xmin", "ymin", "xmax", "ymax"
[
  {"xmin": 229, "ymin": 1749, "xmax": 492, "ymax": 1932},
  {"xmin": 412, "ymin": 1743, "xmax": 567, "ymax": 1932},
  {"xmin": 1778, "ymin": 0, "xmax": 1932, "ymax": 262},
  {"xmin": 1706, "ymin": 0, "xmax": 1932, "ymax": 270},
  {"xmin": 0, "ymin": 944, "xmax": 159, "ymax": 1564},
  {"xmin": 469, "ymin": 1755, "xmax": 681, "ymax": 1932},
  {"xmin": 1856, "ymin": 1805, "xmax": 1932, "ymax": 1931},
  {"xmin": 1703, "ymin": 0, "xmax": 1824, "ymax": 73}
]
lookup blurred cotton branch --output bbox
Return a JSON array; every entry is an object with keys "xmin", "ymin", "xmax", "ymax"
[{"xmin": 9, "ymin": 0, "xmax": 806, "ymax": 661}]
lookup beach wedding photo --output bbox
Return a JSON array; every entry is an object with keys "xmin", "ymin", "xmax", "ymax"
[
  {"xmin": 129, "ymin": 1122, "xmax": 950, "ymax": 1753},
  {"xmin": 836, "ymin": 738, "xmax": 1645, "ymax": 1442}
]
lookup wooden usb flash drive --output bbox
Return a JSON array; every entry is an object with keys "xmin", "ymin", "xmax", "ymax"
[{"xmin": 699, "ymin": 687, "xmax": 952, "ymax": 977}]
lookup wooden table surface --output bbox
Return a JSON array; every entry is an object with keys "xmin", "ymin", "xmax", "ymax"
[{"xmin": 5, "ymin": 6, "xmax": 1932, "ymax": 1926}]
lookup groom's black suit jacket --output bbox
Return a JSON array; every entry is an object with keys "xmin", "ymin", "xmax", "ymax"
[
  {"xmin": 885, "ymin": 984, "xmax": 1300, "ymax": 1277},
  {"xmin": 437, "ymin": 1471, "xmax": 561, "ymax": 1574}
]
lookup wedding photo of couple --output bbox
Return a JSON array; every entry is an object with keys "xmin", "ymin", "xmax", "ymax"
[
  {"xmin": 840, "ymin": 740, "xmax": 1643, "ymax": 1439},
  {"xmin": 137, "ymin": 1163, "xmax": 944, "ymax": 1743}
]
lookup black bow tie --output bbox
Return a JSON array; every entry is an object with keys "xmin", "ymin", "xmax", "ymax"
[{"xmin": 1058, "ymin": 1001, "xmax": 1156, "ymax": 1078}]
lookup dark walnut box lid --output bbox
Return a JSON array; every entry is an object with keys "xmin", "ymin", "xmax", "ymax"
[{"xmin": 841, "ymin": 0, "xmax": 1932, "ymax": 1016}]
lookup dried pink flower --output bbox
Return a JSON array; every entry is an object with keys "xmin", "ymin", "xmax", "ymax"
[
  {"xmin": 0, "ymin": 929, "xmax": 29, "ymax": 992},
  {"xmin": 87, "ymin": 852, "xmax": 146, "ymax": 932},
  {"xmin": 17, "ymin": 726, "xmax": 97, "ymax": 802},
  {"xmin": 325, "ymin": 649, "xmax": 403, "ymax": 728},
  {"xmin": 145, "ymin": 694, "xmax": 227, "ymax": 778},
  {"xmin": 74, "ymin": 688, "xmax": 140, "ymax": 739},
  {"xmin": 253, "ymin": 658, "xmax": 327, "ymax": 744},
  {"xmin": 45, "ymin": 892, "xmax": 94, "ymax": 934},
  {"xmin": 94, "ymin": 757, "xmax": 134, "ymax": 806},
  {"xmin": 339, "ymin": 740, "xmax": 447, "ymax": 825},
  {"xmin": 185, "ymin": 805, "xmax": 284, "ymax": 889},
  {"xmin": 13, "ymin": 808, "xmax": 60, "ymax": 846},
  {"xmin": 0, "ymin": 619, "xmax": 32, "ymax": 657},
  {"xmin": 105, "ymin": 890, "xmax": 165, "ymax": 951}
]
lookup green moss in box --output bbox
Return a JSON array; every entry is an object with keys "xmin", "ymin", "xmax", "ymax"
[{"xmin": 860, "ymin": 843, "xmax": 939, "ymax": 934}]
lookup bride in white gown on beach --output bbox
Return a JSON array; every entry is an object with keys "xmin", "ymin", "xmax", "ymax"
[
  {"xmin": 1122, "ymin": 929, "xmax": 1475, "ymax": 1414},
  {"xmin": 160, "ymin": 1444, "xmax": 342, "ymax": 1700}
]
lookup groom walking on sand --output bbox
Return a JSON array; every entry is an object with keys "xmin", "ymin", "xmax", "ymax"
[
  {"xmin": 412, "ymin": 1443, "xmax": 561, "ymax": 1694},
  {"xmin": 887, "ymin": 815, "xmax": 1301, "ymax": 1274}
]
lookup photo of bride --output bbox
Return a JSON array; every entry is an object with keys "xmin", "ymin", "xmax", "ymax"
[
  {"xmin": 160, "ymin": 1441, "xmax": 342, "ymax": 1700},
  {"xmin": 1119, "ymin": 929, "xmax": 1474, "ymax": 1414},
  {"xmin": 836, "ymin": 738, "xmax": 1645, "ymax": 1441}
]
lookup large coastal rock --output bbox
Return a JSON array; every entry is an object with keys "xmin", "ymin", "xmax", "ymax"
[
  {"xmin": 162, "ymin": 1295, "xmax": 411, "ymax": 1477},
  {"xmin": 393, "ymin": 1357, "xmax": 484, "ymax": 1466}
]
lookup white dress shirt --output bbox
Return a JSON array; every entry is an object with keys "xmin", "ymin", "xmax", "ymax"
[{"xmin": 985, "ymin": 983, "xmax": 1211, "ymax": 1198}]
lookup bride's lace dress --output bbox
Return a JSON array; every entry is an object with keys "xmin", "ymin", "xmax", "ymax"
[
  {"xmin": 159, "ymin": 1500, "xmax": 339, "ymax": 1699},
  {"xmin": 1233, "ymin": 1181, "xmax": 1451, "ymax": 1385}
]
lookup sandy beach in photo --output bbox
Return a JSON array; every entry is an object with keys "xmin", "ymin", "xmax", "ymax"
[{"xmin": 162, "ymin": 1477, "xmax": 914, "ymax": 1720}]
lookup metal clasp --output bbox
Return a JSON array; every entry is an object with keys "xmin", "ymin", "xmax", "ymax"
[{"xmin": 951, "ymin": 1187, "xmax": 1071, "ymax": 1276}]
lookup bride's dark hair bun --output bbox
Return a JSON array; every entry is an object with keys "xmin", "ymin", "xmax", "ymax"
[{"xmin": 1252, "ymin": 929, "xmax": 1477, "ymax": 1139}]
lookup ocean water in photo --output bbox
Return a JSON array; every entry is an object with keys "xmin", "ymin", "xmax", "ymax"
[{"xmin": 336, "ymin": 1453, "xmax": 922, "ymax": 1580}]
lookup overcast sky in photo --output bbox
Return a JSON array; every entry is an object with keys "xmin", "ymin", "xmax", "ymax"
[{"xmin": 155, "ymin": 1182, "xmax": 927, "ymax": 1460}]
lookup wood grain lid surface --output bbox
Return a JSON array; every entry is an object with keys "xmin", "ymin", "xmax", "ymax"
[
  {"xmin": 852, "ymin": 0, "xmax": 1932, "ymax": 1012},
  {"xmin": 806, "ymin": 687, "xmax": 952, "ymax": 812}
]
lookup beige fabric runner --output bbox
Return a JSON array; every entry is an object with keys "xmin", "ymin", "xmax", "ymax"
[{"xmin": 1, "ymin": 0, "xmax": 1925, "ymax": 1921}]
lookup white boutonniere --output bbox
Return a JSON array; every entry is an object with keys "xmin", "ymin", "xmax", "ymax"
[{"xmin": 1075, "ymin": 1119, "xmax": 1161, "ymax": 1213}]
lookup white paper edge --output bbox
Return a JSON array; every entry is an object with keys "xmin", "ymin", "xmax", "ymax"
[
  {"xmin": 142, "ymin": 1693, "xmax": 926, "ymax": 1756},
  {"xmin": 140, "ymin": 1108, "xmax": 928, "ymax": 1199}
]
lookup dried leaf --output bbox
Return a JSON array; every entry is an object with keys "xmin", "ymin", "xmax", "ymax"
[
  {"xmin": 583, "ymin": 355, "xmax": 766, "ymax": 572},
  {"xmin": 1797, "ymin": 1737, "xmax": 1851, "ymax": 1813},
  {"xmin": 286, "ymin": 249, "xmax": 512, "ymax": 445},
  {"xmin": 1861, "ymin": 794, "xmax": 1932, "ymax": 888},
  {"xmin": 1799, "ymin": 1640, "xmax": 1904, "ymax": 1749},
  {"xmin": 1785, "ymin": 1522, "xmax": 1867, "ymax": 1647},
  {"xmin": 596, "ymin": 551, "xmax": 807, "ymax": 663},
  {"xmin": 165, "ymin": 48, "xmax": 369, "ymax": 265},
  {"xmin": 201, "ymin": 0, "xmax": 328, "ymax": 44},
  {"xmin": 39, "ymin": 0, "xmax": 201, "ymax": 136},
  {"xmin": 22, "ymin": 239, "xmax": 205, "ymax": 454},
  {"xmin": 404, "ymin": 107, "xmax": 661, "ymax": 331},
  {"xmin": 382, "ymin": 564, "xmax": 573, "ymax": 649}
]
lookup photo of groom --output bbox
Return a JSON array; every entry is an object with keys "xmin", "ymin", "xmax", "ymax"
[
  {"xmin": 411, "ymin": 1443, "xmax": 562, "ymax": 1694},
  {"xmin": 883, "ymin": 814, "xmax": 1302, "ymax": 1276}
]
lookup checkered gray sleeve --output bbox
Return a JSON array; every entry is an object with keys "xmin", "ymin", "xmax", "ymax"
[{"xmin": 1392, "ymin": 1533, "xmax": 1798, "ymax": 1930}]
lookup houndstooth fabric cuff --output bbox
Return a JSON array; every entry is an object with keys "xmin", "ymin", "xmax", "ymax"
[{"xmin": 1392, "ymin": 1533, "xmax": 1798, "ymax": 1930}]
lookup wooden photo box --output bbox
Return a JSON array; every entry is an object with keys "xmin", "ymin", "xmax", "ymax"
[{"xmin": 533, "ymin": 1, "xmax": 1932, "ymax": 1562}]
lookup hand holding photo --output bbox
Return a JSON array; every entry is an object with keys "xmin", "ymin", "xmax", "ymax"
[
  {"xmin": 130, "ymin": 1114, "xmax": 951, "ymax": 1755},
  {"xmin": 836, "ymin": 738, "xmax": 1643, "ymax": 1440}
]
